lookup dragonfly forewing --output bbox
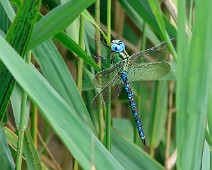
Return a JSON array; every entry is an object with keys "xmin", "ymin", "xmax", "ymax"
[
  {"xmin": 129, "ymin": 40, "xmax": 173, "ymax": 64},
  {"xmin": 127, "ymin": 62, "xmax": 171, "ymax": 82}
]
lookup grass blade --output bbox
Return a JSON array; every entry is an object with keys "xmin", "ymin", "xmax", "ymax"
[
  {"xmin": 5, "ymin": 127, "xmax": 43, "ymax": 169},
  {"xmin": 0, "ymin": 127, "xmax": 15, "ymax": 170},
  {"xmin": 32, "ymin": 39, "xmax": 96, "ymax": 132},
  {"xmin": 28, "ymin": 0, "xmax": 96, "ymax": 49},
  {"xmin": 54, "ymin": 32, "xmax": 100, "ymax": 72},
  {"xmin": 111, "ymin": 130, "xmax": 164, "ymax": 170},
  {"xmin": 0, "ymin": 36, "xmax": 123, "ymax": 170},
  {"xmin": 0, "ymin": 0, "xmax": 41, "ymax": 122},
  {"xmin": 176, "ymin": 0, "xmax": 212, "ymax": 169}
]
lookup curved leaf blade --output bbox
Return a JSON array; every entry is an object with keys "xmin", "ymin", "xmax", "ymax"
[
  {"xmin": 112, "ymin": 130, "xmax": 164, "ymax": 170},
  {"xmin": 32, "ymin": 39, "xmax": 96, "ymax": 132},
  {"xmin": 0, "ymin": 36, "xmax": 123, "ymax": 170},
  {"xmin": 0, "ymin": 126, "xmax": 15, "ymax": 170},
  {"xmin": 29, "ymin": 0, "xmax": 95, "ymax": 49}
]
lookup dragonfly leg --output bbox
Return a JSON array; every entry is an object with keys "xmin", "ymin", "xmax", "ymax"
[
  {"xmin": 110, "ymin": 52, "xmax": 118, "ymax": 64},
  {"xmin": 94, "ymin": 51, "xmax": 116, "ymax": 62},
  {"xmin": 93, "ymin": 54, "xmax": 107, "ymax": 61},
  {"xmin": 101, "ymin": 37, "xmax": 110, "ymax": 48},
  {"xmin": 101, "ymin": 32, "xmax": 114, "ymax": 48}
]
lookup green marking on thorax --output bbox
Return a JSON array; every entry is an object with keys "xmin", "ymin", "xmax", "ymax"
[
  {"xmin": 113, "ymin": 50, "xmax": 129, "ymax": 72},
  {"xmin": 114, "ymin": 51, "xmax": 128, "ymax": 62}
]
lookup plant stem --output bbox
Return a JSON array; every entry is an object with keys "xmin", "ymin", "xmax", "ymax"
[
  {"xmin": 188, "ymin": 0, "xmax": 193, "ymax": 38},
  {"xmin": 165, "ymin": 81, "xmax": 174, "ymax": 169},
  {"xmin": 95, "ymin": 0, "xmax": 101, "ymax": 67},
  {"xmin": 73, "ymin": 161, "xmax": 79, "ymax": 170},
  {"xmin": 77, "ymin": 15, "xmax": 85, "ymax": 94},
  {"xmin": 105, "ymin": 0, "xmax": 111, "ymax": 151},
  {"xmin": 16, "ymin": 51, "xmax": 31, "ymax": 170},
  {"xmin": 74, "ymin": 14, "xmax": 85, "ymax": 170},
  {"xmin": 107, "ymin": 0, "xmax": 111, "ymax": 45},
  {"xmin": 210, "ymin": 147, "xmax": 212, "ymax": 170},
  {"xmin": 37, "ymin": 131, "xmax": 61, "ymax": 170},
  {"xmin": 95, "ymin": 0, "xmax": 104, "ymax": 142},
  {"xmin": 149, "ymin": 81, "xmax": 158, "ymax": 157},
  {"xmin": 141, "ymin": 22, "xmax": 147, "ymax": 51},
  {"xmin": 30, "ymin": 102, "xmax": 37, "ymax": 148},
  {"xmin": 114, "ymin": 1, "xmax": 124, "ymax": 38},
  {"xmin": 134, "ymin": 22, "xmax": 147, "ymax": 144},
  {"xmin": 16, "ymin": 130, "xmax": 24, "ymax": 170}
]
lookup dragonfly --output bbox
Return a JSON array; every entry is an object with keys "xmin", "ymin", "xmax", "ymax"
[{"xmin": 92, "ymin": 39, "xmax": 172, "ymax": 144}]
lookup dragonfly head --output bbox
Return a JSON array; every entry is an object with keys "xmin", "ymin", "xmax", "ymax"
[{"xmin": 111, "ymin": 40, "xmax": 126, "ymax": 52}]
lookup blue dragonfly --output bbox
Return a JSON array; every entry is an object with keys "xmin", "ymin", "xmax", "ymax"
[{"xmin": 92, "ymin": 39, "xmax": 172, "ymax": 144}]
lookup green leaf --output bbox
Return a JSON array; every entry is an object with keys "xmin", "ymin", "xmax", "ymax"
[
  {"xmin": 176, "ymin": 0, "xmax": 212, "ymax": 169},
  {"xmin": 207, "ymin": 65, "xmax": 212, "ymax": 142},
  {"xmin": 5, "ymin": 127, "xmax": 43, "ymax": 169},
  {"xmin": 0, "ymin": 126, "xmax": 15, "ymax": 170},
  {"xmin": 11, "ymin": 84, "xmax": 30, "ymax": 128},
  {"xmin": 24, "ymin": 129, "xmax": 43, "ymax": 170},
  {"xmin": 0, "ymin": 0, "xmax": 15, "ymax": 21},
  {"xmin": 205, "ymin": 129, "xmax": 212, "ymax": 147},
  {"xmin": 202, "ymin": 141, "xmax": 210, "ymax": 170},
  {"xmin": 117, "ymin": 0, "xmax": 160, "ymax": 45},
  {"xmin": 0, "ymin": 0, "xmax": 41, "ymax": 122},
  {"xmin": 119, "ymin": 0, "xmax": 176, "ymax": 39},
  {"xmin": 82, "ymin": 10, "xmax": 107, "ymax": 41},
  {"xmin": 148, "ymin": 81, "xmax": 168, "ymax": 147},
  {"xmin": 28, "ymin": 0, "xmax": 96, "ymax": 49},
  {"xmin": 113, "ymin": 118, "xmax": 134, "ymax": 140},
  {"xmin": 32, "ymin": 39, "xmax": 96, "ymax": 132},
  {"xmin": 0, "ymin": 36, "xmax": 123, "ymax": 169},
  {"xmin": 147, "ymin": 0, "xmax": 177, "ymax": 59},
  {"xmin": 9, "ymin": 0, "xmax": 100, "ymax": 72},
  {"xmin": 54, "ymin": 32, "xmax": 100, "ymax": 72},
  {"xmin": 111, "ymin": 130, "xmax": 164, "ymax": 170}
]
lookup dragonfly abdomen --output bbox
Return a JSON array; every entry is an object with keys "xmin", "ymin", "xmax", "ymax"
[{"xmin": 120, "ymin": 72, "xmax": 146, "ymax": 144}]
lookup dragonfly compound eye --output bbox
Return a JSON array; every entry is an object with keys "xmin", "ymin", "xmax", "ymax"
[{"xmin": 111, "ymin": 40, "xmax": 126, "ymax": 52}]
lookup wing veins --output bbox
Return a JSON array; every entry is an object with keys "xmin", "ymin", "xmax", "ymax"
[
  {"xmin": 93, "ymin": 61, "xmax": 124, "ymax": 88},
  {"xmin": 92, "ymin": 74, "xmax": 123, "ymax": 110},
  {"xmin": 127, "ymin": 62, "xmax": 171, "ymax": 82}
]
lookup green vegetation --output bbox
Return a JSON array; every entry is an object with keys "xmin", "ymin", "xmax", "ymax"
[{"xmin": 0, "ymin": 0, "xmax": 211, "ymax": 169}]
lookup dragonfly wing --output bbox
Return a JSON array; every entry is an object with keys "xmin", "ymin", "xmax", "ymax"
[
  {"xmin": 129, "ymin": 40, "xmax": 174, "ymax": 64},
  {"xmin": 93, "ymin": 61, "xmax": 124, "ymax": 88},
  {"xmin": 127, "ymin": 62, "xmax": 171, "ymax": 82},
  {"xmin": 92, "ymin": 76, "xmax": 123, "ymax": 111}
]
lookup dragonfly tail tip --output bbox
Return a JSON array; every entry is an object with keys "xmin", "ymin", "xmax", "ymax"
[{"xmin": 142, "ymin": 138, "xmax": 146, "ymax": 145}]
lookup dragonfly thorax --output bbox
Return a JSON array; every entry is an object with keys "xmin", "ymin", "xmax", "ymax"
[{"xmin": 111, "ymin": 40, "xmax": 126, "ymax": 52}]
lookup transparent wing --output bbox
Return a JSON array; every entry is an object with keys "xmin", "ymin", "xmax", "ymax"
[
  {"xmin": 129, "ymin": 40, "xmax": 174, "ymax": 64},
  {"xmin": 93, "ymin": 61, "xmax": 124, "ymax": 88},
  {"xmin": 127, "ymin": 62, "xmax": 171, "ymax": 82},
  {"xmin": 92, "ymin": 76, "xmax": 123, "ymax": 111}
]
